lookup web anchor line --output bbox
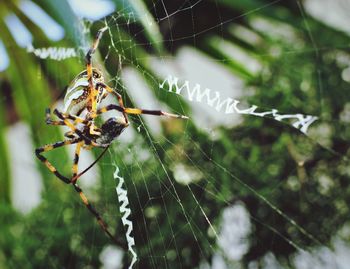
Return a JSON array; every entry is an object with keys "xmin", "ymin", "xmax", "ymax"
[
  {"xmin": 160, "ymin": 75, "xmax": 318, "ymax": 134},
  {"xmin": 113, "ymin": 166, "xmax": 137, "ymax": 269}
]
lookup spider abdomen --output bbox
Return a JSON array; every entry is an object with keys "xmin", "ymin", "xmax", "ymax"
[
  {"xmin": 96, "ymin": 117, "xmax": 128, "ymax": 145},
  {"xmin": 64, "ymin": 87, "xmax": 88, "ymax": 115}
]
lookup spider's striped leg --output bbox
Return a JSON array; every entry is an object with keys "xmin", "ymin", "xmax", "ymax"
[
  {"xmin": 45, "ymin": 108, "xmax": 66, "ymax": 126},
  {"xmin": 36, "ymin": 140, "xmax": 119, "ymax": 245},
  {"xmin": 49, "ymin": 108, "xmax": 88, "ymax": 124},
  {"xmin": 56, "ymin": 110, "xmax": 97, "ymax": 135},
  {"xmin": 71, "ymin": 141, "xmax": 83, "ymax": 184},
  {"xmin": 45, "ymin": 85, "xmax": 70, "ymax": 126},
  {"xmin": 73, "ymin": 183, "xmax": 118, "ymax": 244},
  {"xmin": 64, "ymin": 131, "xmax": 78, "ymax": 139},
  {"xmin": 93, "ymin": 104, "xmax": 189, "ymax": 119},
  {"xmin": 52, "ymin": 109, "xmax": 99, "ymax": 147},
  {"xmin": 35, "ymin": 138, "xmax": 81, "ymax": 183},
  {"xmin": 96, "ymin": 83, "xmax": 128, "ymax": 124},
  {"xmin": 53, "ymin": 109, "xmax": 86, "ymax": 138},
  {"xmin": 45, "ymin": 108, "xmax": 88, "ymax": 127},
  {"xmin": 85, "ymin": 26, "xmax": 108, "ymax": 77},
  {"xmin": 85, "ymin": 26, "xmax": 108, "ymax": 114},
  {"xmin": 124, "ymin": 107, "xmax": 189, "ymax": 119}
]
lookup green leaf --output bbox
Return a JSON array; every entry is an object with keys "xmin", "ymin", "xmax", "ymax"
[
  {"xmin": 34, "ymin": 0, "xmax": 81, "ymax": 46},
  {"xmin": 0, "ymin": 103, "xmax": 11, "ymax": 205}
]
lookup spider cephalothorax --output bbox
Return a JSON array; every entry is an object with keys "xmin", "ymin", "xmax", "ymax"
[
  {"xmin": 35, "ymin": 26, "xmax": 188, "ymax": 244},
  {"xmin": 63, "ymin": 68, "xmax": 106, "ymax": 116}
]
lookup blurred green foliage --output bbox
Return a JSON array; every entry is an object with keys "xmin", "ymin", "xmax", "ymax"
[{"xmin": 1, "ymin": 0, "xmax": 350, "ymax": 268}]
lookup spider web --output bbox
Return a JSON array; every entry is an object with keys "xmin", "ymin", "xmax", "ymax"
[{"xmin": 28, "ymin": 0, "xmax": 350, "ymax": 268}]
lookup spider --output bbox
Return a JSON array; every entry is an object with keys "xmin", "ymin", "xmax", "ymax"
[{"xmin": 35, "ymin": 27, "xmax": 188, "ymax": 244}]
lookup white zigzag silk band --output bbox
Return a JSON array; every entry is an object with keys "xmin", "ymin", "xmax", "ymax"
[
  {"xmin": 27, "ymin": 44, "xmax": 78, "ymax": 61},
  {"xmin": 114, "ymin": 166, "xmax": 137, "ymax": 269},
  {"xmin": 160, "ymin": 75, "xmax": 318, "ymax": 134}
]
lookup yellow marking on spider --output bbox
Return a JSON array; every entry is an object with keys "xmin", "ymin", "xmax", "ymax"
[
  {"xmin": 125, "ymin": 108, "xmax": 142, "ymax": 114},
  {"xmin": 76, "ymin": 141, "xmax": 83, "ymax": 152},
  {"xmin": 104, "ymin": 85, "xmax": 113, "ymax": 93},
  {"xmin": 72, "ymin": 164, "xmax": 78, "ymax": 174},
  {"xmin": 45, "ymin": 161, "xmax": 56, "ymax": 172},
  {"xmin": 73, "ymin": 118, "xmax": 85, "ymax": 124},
  {"xmin": 87, "ymin": 63, "xmax": 92, "ymax": 77},
  {"xmin": 44, "ymin": 145, "xmax": 54, "ymax": 151},
  {"xmin": 100, "ymin": 107, "xmax": 108, "ymax": 113},
  {"xmin": 79, "ymin": 192, "xmax": 89, "ymax": 205},
  {"xmin": 73, "ymin": 142, "xmax": 82, "ymax": 175},
  {"xmin": 84, "ymin": 145, "xmax": 94, "ymax": 150},
  {"xmin": 63, "ymin": 119, "xmax": 77, "ymax": 132},
  {"xmin": 91, "ymin": 92, "xmax": 98, "ymax": 112},
  {"xmin": 89, "ymin": 125, "xmax": 101, "ymax": 135},
  {"xmin": 64, "ymin": 131, "xmax": 75, "ymax": 137}
]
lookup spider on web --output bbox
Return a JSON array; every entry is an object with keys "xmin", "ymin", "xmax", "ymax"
[{"xmin": 35, "ymin": 26, "xmax": 188, "ymax": 243}]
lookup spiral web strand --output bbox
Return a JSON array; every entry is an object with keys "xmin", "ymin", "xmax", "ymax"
[{"xmin": 113, "ymin": 165, "xmax": 137, "ymax": 268}]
